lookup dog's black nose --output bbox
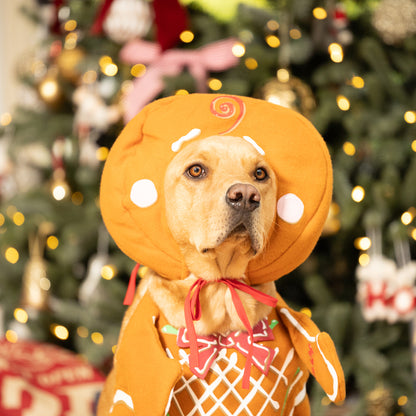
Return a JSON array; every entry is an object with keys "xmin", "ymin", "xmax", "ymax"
[{"xmin": 226, "ymin": 183, "xmax": 260, "ymax": 212}]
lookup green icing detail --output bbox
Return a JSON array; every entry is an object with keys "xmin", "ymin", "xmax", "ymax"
[
  {"xmin": 270, "ymin": 319, "xmax": 279, "ymax": 329},
  {"xmin": 162, "ymin": 325, "xmax": 179, "ymax": 335}
]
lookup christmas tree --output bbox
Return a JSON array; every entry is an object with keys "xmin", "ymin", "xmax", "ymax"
[{"xmin": 1, "ymin": 0, "xmax": 416, "ymax": 414}]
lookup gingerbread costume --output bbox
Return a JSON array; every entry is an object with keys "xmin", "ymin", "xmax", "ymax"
[{"xmin": 99, "ymin": 94, "xmax": 345, "ymax": 415}]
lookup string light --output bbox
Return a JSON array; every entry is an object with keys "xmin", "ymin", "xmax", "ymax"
[
  {"xmin": 289, "ymin": 29, "xmax": 302, "ymax": 39},
  {"xmin": 39, "ymin": 78, "xmax": 59, "ymax": 102},
  {"xmin": 101, "ymin": 265, "xmax": 117, "ymax": 280},
  {"xmin": 313, "ymin": 7, "xmax": 327, "ymax": 20},
  {"xmin": 411, "ymin": 140, "xmax": 416, "ymax": 152},
  {"xmin": 343, "ymin": 141, "xmax": 356, "ymax": 156},
  {"xmin": 404, "ymin": 111, "xmax": 416, "ymax": 124},
  {"xmin": 175, "ymin": 89, "xmax": 189, "ymax": 95},
  {"xmin": 265, "ymin": 35, "xmax": 280, "ymax": 48},
  {"xmin": 112, "ymin": 345, "xmax": 117, "ymax": 354},
  {"xmin": 91, "ymin": 332, "xmax": 104, "ymax": 345},
  {"xmin": 231, "ymin": 42, "xmax": 245, "ymax": 57},
  {"xmin": 40, "ymin": 277, "xmax": 51, "ymax": 291},
  {"xmin": 276, "ymin": 68, "xmax": 290, "ymax": 83},
  {"xmin": 64, "ymin": 32, "xmax": 78, "ymax": 49},
  {"xmin": 71, "ymin": 192, "xmax": 84, "ymax": 205},
  {"xmin": 138, "ymin": 265, "xmax": 149, "ymax": 278},
  {"xmin": 354, "ymin": 237, "xmax": 372, "ymax": 251},
  {"xmin": 266, "ymin": 20, "xmax": 279, "ymax": 31},
  {"xmin": 300, "ymin": 307, "xmax": 312, "ymax": 317},
  {"xmin": 350, "ymin": 76, "xmax": 365, "ymax": 88},
  {"xmin": 401, "ymin": 211, "xmax": 413, "ymax": 225},
  {"xmin": 208, "ymin": 78, "xmax": 222, "ymax": 91},
  {"xmin": 52, "ymin": 184, "xmax": 68, "ymax": 201},
  {"xmin": 14, "ymin": 308, "xmax": 28, "ymax": 324},
  {"xmin": 64, "ymin": 19, "xmax": 77, "ymax": 32},
  {"xmin": 358, "ymin": 253, "xmax": 370, "ymax": 266},
  {"xmin": 0, "ymin": 112, "xmax": 12, "ymax": 126},
  {"xmin": 5, "ymin": 330, "xmax": 18, "ymax": 343},
  {"xmin": 47, "ymin": 235, "xmax": 59, "ymax": 250},
  {"xmin": 103, "ymin": 63, "xmax": 118, "ymax": 77},
  {"xmin": 0, "ymin": 213, "xmax": 4, "ymax": 226},
  {"xmin": 131, "ymin": 64, "xmax": 146, "ymax": 78},
  {"xmin": 411, "ymin": 228, "xmax": 416, "ymax": 240},
  {"xmin": 180, "ymin": 30, "xmax": 194, "ymax": 43},
  {"xmin": 13, "ymin": 212, "xmax": 25, "ymax": 226},
  {"xmin": 245, "ymin": 57, "xmax": 258, "ymax": 70},
  {"xmin": 351, "ymin": 186, "xmax": 365, "ymax": 202},
  {"xmin": 398, "ymin": 396, "xmax": 408, "ymax": 406},
  {"xmin": 5, "ymin": 247, "xmax": 19, "ymax": 264},
  {"xmin": 77, "ymin": 326, "xmax": 89, "ymax": 338},
  {"xmin": 96, "ymin": 146, "xmax": 109, "ymax": 161},
  {"xmin": 337, "ymin": 95, "xmax": 350, "ymax": 111},
  {"xmin": 51, "ymin": 324, "xmax": 69, "ymax": 340},
  {"xmin": 328, "ymin": 43, "xmax": 344, "ymax": 63},
  {"xmin": 82, "ymin": 70, "xmax": 97, "ymax": 84}
]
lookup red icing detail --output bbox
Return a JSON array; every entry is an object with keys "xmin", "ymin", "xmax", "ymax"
[
  {"xmin": 177, "ymin": 319, "xmax": 275, "ymax": 379},
  {"xmin": 210, "ymin": 96, "xmax": 246, "ymax": 134},
  {"xmin": 308, "ymin": 343, "xmax": 315, "ymax": 376}
]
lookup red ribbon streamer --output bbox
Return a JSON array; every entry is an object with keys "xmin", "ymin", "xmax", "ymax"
[
  {"xmin": 123, "ymin": 263, "xmax": 141, "ymax": 305},
  {"xmin": 184, "ymin": 278, "xmax": 278, "ymax": 389}
]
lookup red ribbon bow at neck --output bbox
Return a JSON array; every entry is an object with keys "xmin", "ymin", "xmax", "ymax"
[
  {"xmin": 184, "ymin": 278, "xmax": 278, "ymax": 389},
  {"xmin": 177, "ymin": 318, "xmax": 276, "ymax": 380}
]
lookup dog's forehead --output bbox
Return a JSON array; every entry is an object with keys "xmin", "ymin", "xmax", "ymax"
[{"xmin": 173, "ymin": 135, "xmax": 265, "ymax": 162}]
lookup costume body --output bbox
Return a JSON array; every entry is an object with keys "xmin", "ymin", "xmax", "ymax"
[{"xmin": 108, "ymin": 290, "xmax": 343, "ymax": 416}]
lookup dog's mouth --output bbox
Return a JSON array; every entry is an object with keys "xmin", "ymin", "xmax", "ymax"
[{"xmin": 201, "ymin": 216, "xmax": 261, "ymax": 255}]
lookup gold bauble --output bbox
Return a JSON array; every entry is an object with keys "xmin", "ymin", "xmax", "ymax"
[
  {"xmin": 258, "ymin": 73, "xmax": 316, "ymax": 118},
  {"xmin": 56, "ymin": 47, "xmax": 85, "ymax": 82}
]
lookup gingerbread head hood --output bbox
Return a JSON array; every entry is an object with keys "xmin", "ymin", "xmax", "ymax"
[{"xmin": 100, "ymin": 94, "xmax": 332, "ymax": 284}]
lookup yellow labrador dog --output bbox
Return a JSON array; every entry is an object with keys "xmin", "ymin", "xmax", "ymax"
[
  {"xmin": 138, "ymin": 135, "xmax": 278, "ymax": 336},
  {"xmin": 98, "ymin": 94, "xmax": 345, "ymax": 416}
]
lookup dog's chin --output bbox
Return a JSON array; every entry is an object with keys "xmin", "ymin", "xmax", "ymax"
[{"xmin": 201, "ymin": 222, "xmax": 262, "ymax": 258}]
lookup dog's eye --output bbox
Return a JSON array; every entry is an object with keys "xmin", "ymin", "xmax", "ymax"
[
  {"xmin": 186, "ymin": 164, "xmax": 206, "ymax": 179},
  {"xmin": 254, "ymin": 167, "xmax": 268, "ymax": 181}
]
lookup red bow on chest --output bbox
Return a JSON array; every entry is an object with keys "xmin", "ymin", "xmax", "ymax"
[{"xmin": 177, "ymin": 318, "xmax": 276, "ymax": 379}]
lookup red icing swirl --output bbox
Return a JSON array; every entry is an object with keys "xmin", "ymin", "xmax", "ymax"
[{"xmin": 210, "ymin": 96, "xmax": 246, "ymax": 134}]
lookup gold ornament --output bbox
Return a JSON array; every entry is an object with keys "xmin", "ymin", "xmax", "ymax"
[
  {"xmin": 20, "ymin": 224, "xmax": 54, "ymax": 311},
  {"xmin": 258, "ymin": 71, "xmax": 315, "ymax": 118},
  {"xmin": 56, "ymin": 47, "xmax": 85, "ymax": 82},
  {"xmin": 372, "ymin": 0, "xmax": 416, "ymax": 44},
  {"xmin": 365, "ymin": 385, "xmax": 394, "ymax": 416}
]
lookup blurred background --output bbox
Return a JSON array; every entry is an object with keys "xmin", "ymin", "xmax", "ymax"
[{"xmin": 0, "ymin": 0, "xmax": 416, "ymax": 415}]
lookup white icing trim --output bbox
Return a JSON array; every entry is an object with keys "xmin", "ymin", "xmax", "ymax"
[
  {"xmin": 242, "ymin": 135, "xmax": 265, "ymax": 155},
  {"xmin": 316, "ymin": 334, "xmax": 338, "ymax": 402},
  {"xmin": 280, "ymin": 308, "xmax": 339, "ymax": 401},
  {"xmin": 280, "ymin": 308, "xmax": 315, "ymax": 342},
  {"xmin": 171, "ymin": 128, "xmax": 201, "ymax": 152},
  {"xmin": 111, "ymin": 389, "xmax": 134, "ymax": 412}
]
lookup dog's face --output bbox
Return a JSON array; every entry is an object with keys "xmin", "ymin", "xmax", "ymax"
[{"xmin": 164, "ymin": 135, "xmax": 277, "ymax": 280}]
